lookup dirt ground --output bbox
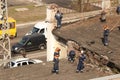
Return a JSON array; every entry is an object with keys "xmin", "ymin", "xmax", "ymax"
[
  {"xmin": 7, "ymin": 0, "xmax": 71, "ymax": 6},
  {"xmin": 7, "ymin": 0, "xmax": 72, "ymax": 24},
  {"xmin": 7, "ymin": 0, "xmax": 32, "ymax": 6},
  {"xmin": 0, "ymin": 0, "xmax": 118, "ymax": 80},
  {"xmin": 0, "ymin": 56, "xmax": 112, "ymax": 80}
]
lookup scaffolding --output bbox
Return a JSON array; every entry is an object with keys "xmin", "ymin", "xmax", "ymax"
[{"xmin": 0, "ymin": 0, "xmax": 11, "ymax": 66}]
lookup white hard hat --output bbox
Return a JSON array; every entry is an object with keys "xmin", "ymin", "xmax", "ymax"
[{"xmin": 81, "ymin": 50, "xmax": 84, "ymax": 54}]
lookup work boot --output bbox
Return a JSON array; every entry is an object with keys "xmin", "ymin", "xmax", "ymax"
[
  {"xmin": 71, "ymin": 60, "xmax": 74, "ymax": 63},
  {"xmin": 76, "ymin": 70, "xmax": 79, "ymax": 73},
  {"xmin": 104, "ymin": 43, "xmax": 108, "ymax": 46},
  {"xmin": 80, "ymin": 70, "xmax": 83, "ymax": 73},
  {"xmin": 51, "ymin": 70, "xmax": 56, "ymax": 73},
  {"xmin": 55, "ymin": 70, "xmax": 59, "ymax": 74}
]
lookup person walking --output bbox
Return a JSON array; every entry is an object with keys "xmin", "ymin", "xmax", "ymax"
[
  {"xmin": 52, "ymin": 47, "xmax": 61, "ymax": 74},
  {"xmin": 55, "ymin": 10, "xmax": 63, "ymax": 29},
  {"xmin": 68, "ymin": 50, "xmax": 76, "ymax": 63},
  {"xmin": 103, "ymin": 25, "xmax": 110, "ymax": 46},
  {"xmin": 76, "ymin": 50, "xmax": 86, "ymax": 73}
]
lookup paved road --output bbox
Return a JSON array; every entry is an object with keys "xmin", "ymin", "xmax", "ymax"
[
  {"xmin": 0, "ymin": 21, "xmax": 46, "ymax": 66},
  {"xmin": 12, "ymin": 22, "xmax": 47, "ymax": 58},
  {"xmin": 13, "ymin": 50, "xmax": 46, "ymax": 59}
]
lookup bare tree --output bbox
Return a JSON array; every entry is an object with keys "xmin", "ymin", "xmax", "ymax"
[
  {"xmin": 71, "ymin": 0, "xmax": 91, "ymax": 12},
  {"xmin": 72, "ymin": 0, "xmax": 106, "ymax": 12},
  {"xmin": 71, "ymin": 0, "xmax": 84, "ymax": 12}
]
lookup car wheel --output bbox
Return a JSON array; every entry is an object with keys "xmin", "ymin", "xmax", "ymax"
[
  {"xmin": 19, "ymin": 49, "xmax": 25, "ymax": 54},
  {"xmin": 15, "ymin": 32, "xmax": 17, "ymax": 37},
  {"xmin": 39, "ymin": 44, "xmax": 46, "ymax": 50}
]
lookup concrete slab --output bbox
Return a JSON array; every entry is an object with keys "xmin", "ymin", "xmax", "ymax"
[
  {"xmin": 90, "ymin": 74, "xmax": 120, "ymax": 80},
  {"xmin": 53, "ymin": 14, "xmax": 120, "ymax": 69},
  {"xmin": 15, "ymin": 8, "xmax": 29, "ymax": 12}
]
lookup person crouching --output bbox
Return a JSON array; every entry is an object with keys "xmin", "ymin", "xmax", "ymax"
[{"xmin": 68, "ymin": 50, "xmax": 76, "ymax": 63}]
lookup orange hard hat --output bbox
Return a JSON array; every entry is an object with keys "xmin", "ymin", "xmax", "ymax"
[
  {"xmin": 55, "ymin": 47, "xmax": 61, "ymax": 52},
  {"xmin": 103, "ymin": 25, "xmax": 109, "ymax": 29}
]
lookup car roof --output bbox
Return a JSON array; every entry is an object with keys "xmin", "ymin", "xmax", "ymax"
[
  {"xmin": 23, "ymin": 33, "xmax": 45, "ymax": 39},
  {"xmin": 34, "ymin": 21, "xmax": 48, "ymax": 29},
  {"xmin": 11, "ymin": 58, "xmax": 29, "ymax": 63}
]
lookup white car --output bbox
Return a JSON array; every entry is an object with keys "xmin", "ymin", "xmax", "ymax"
[
  {"xmin": 5, "ymin": 58, "xmax": 43, "ymax": 68},
  {"xmin": 25, "ymin": 21, "xmax": 49, "ymax": 38}
]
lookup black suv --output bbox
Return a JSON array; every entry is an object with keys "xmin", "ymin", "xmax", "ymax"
[{"xmin": 11, "ymin": 33, "xmax": 46, "ymax": 54}]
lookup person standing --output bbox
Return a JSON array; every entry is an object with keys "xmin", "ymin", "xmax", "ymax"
[
  {"xmin": 52, "ymin": 47, "xmax": 61, "ymax": 74},
  {"xmin": 103, "ymin": 25, "xmax": 110, "ymax": 46},
  {"xmin": 76, "ymin": 50, "xmax": 86, "ymax": 73},
  {"xmin": 55, "ymin": 10, "xmax": 63, "ymax": 29}
]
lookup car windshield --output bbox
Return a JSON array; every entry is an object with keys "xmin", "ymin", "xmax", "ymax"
[
  {"xmin": 11, "ymin": 62, "xmax": 15, "ymax": 67},
  {"xmin": 19, "ymin": 37, "xmax": 28, "ymax": 45},
  {"xmin": 31, "ymin": 27, "xmax": 39, "ymax": 34}
]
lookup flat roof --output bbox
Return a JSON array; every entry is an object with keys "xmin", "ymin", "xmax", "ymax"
[{"xmin": 53, "ymin": 14, "xmax": 120, "ymax": 68}]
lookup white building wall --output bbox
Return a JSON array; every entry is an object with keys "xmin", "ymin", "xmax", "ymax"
[
  {"xmin": 102, "ymin": 0, "xmax": 111, "ymax": 10},
  {"xmin": 46, "ymin": 5, "xmax": 67, "ymax": 61}
]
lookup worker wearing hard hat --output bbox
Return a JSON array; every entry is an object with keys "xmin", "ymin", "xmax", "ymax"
[
  {"xmin": 76, "ymin": 50, "xmax": 86, "ymax": 73},
  {"xmin": 52, "ymin": 47, "xmax": 61, "ymax": 74},
  {"xmin": 103, "ymin": 25, "xmax": 110, "ymax": 46}
]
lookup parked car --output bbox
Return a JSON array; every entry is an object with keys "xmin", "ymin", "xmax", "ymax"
[
  {"xmin": 11, "ymin": 33, "xmax": 46, "ymax": 54},
  {"xmin": 4, "ymin": 58, "xmax": 43, "ymax": 68},
  {"xmin": 0, "ymin": 17, "xmax": 17, "ymax": 39},
  {"xmin": 25, "ymin": 21, "xmax": 49, "ymax": 38}
]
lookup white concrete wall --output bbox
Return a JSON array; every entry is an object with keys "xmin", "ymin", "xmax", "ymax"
[
  {"xmin": 90, "ymin": 74, "xmax": 120, "ymax": 80},
  {"xmin": 46, "ymin": 23, "xmax": 55, "ymax": 61},
  {"xmin": 46, "ymin": 5, "xmax": 67, "ymax": 61},
  {"xmin": 102, "ymin": 0, "xmax": 111, "ymax": 10},
  {"xmin": 46, "ymin": 21, "xmax": 67, "ymax": 61},
  {"xmin": 45, "ymin": 5, "xmax": 57, "ymax": 23},
  {"xmin": 54, "ymin": 39, "xmax": 67, "ymax": 59}
]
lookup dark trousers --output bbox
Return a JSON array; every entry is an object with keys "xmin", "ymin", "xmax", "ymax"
[
  {"xmin": 57, "ymin": 20, "xmax": 61, "ymax": 28},
  {"xmin": 53, "ymin": 63, "xmax": 59, "ymax": 71},
  {"xmin": 77, "ymin": 61, "xmax": 84, "ymax": 71},
  {"xmin": 52, "ymin": 58, "xmax": 59, "ymax": 73},
  {"xmin": 68, "ymin": 56, "xmax": 75, "ymax": 62},
  {"xmin": 104, "ymin": 35, "xmax": 108, "ymax": 45},
  {"xmin": 117, "ymin": 12, "xmax": 120, "ymax": 15}
]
